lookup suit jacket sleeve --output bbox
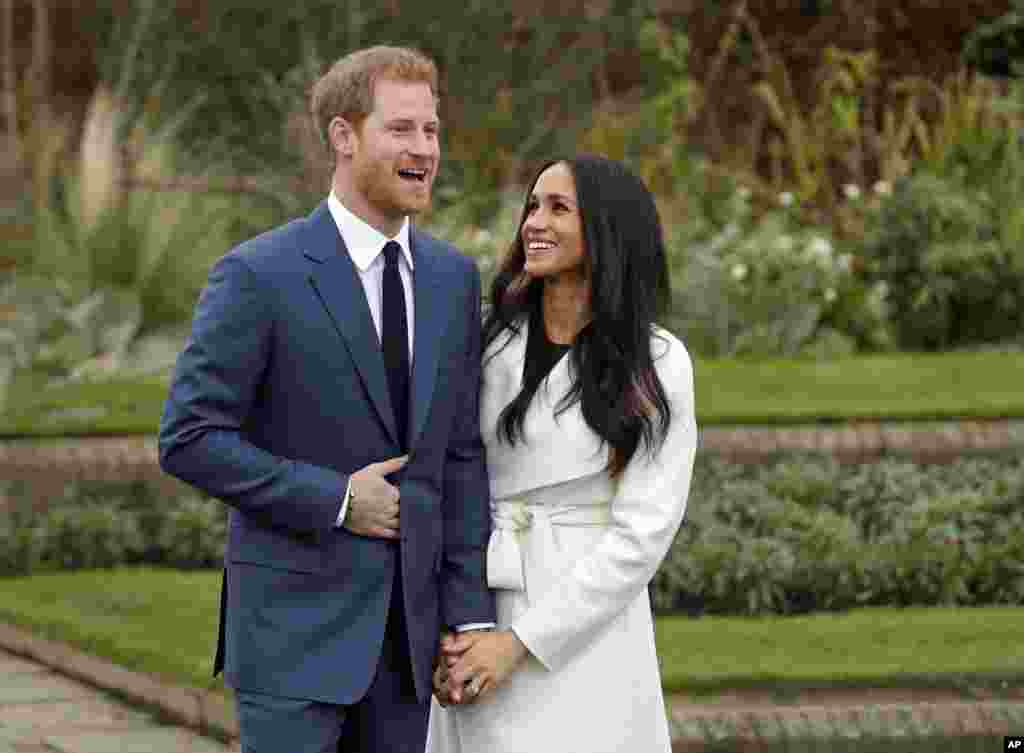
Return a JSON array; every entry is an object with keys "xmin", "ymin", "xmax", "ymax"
[
  {"xmin": 510, "ymin": 336, "xmax": 697, "ymax": 671},
  {"xmin": 158, "ymin": 253, "xmax": 345, "ymax": 536},
  {"xmin": 439, "ymin": 263, "xmax": 496, "ymax": 627}
]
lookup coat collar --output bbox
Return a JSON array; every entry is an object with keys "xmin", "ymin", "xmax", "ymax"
[{"xmin": 302, "ymin": 202, "xmax": 445, "ymax": 450}]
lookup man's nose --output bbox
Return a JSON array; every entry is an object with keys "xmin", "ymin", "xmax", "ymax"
[{"xmin": 410, "ymin": 129, "xmax": 437, "ymax": 157}]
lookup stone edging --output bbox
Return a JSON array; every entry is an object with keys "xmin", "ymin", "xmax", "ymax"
[
  {"xmin": 0, "ymin": 621, "xmax": 239, "ymax": 743},
  {"xmin": 668, "ymin": 697, "xmax": 1024, "ymax": 750},
  {"xmin": 702, "ymin": 419, "xmax": 1024, "ymax": 463}
]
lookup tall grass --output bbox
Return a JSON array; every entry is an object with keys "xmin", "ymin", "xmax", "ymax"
[{"xmin": 29, "ymin": 87, "xmax": 247, "ymax": 334}]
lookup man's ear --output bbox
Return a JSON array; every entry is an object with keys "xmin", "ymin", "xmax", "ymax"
[{"xmin": 329, "ymin": 116, "xmax": 357, "ymax": 159}]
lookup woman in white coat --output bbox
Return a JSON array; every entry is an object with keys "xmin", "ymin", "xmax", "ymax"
[{"xmin": 426, "ymin": 155, "xmax": 697, "ymax": 753}]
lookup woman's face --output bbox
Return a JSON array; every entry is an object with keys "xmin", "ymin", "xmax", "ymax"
[{"xmin": 520, "ymin": 162, "xmax": 586, "ymax": 281}]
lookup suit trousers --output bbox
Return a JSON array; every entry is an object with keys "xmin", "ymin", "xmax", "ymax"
[{"xmin": 235, "ymin": 547, "xmax": 429, "ymax": 753}]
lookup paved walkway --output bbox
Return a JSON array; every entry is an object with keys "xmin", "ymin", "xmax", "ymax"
[{"xmin": 0, "ymin": 649, "xmax": 234, "ymax": 753}]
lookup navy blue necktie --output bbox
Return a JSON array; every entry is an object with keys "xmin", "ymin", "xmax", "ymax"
[{"xmin": 382, "ymin": 241, "xmax": 410, "ymax": 449}]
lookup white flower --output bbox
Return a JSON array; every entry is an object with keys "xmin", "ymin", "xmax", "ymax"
[
  {"xmin": 843, "ymin": 184, "xmax": 862, "ymax": 201},
  {"xmin": 837, "ymin": 253, "xmax": 853, "ymax": 273},
  {"xmin": 779, "ymin": 191, "xmax": 794, "ymax": 207},
  {"xmin": 824, "ymin": 287, "xmax": 838, "ymax": 303},
  {"xmin": 807, "ymin": 236, "xmax": 833, "ymax": 262},
  {"xmin": 873, "ymin": 180, "xmax": 893, "ymax": 197},
  {"xmin": 731, "ymin": 263, "xmax": 748, "ymax": 281}
]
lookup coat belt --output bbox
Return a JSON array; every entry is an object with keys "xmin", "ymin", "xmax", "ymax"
[{"xmin": 486, "ymin": 496, "xmax": 612, "ymax": 601}]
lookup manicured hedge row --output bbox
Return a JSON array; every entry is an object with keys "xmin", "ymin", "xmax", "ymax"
[
  {"xmin": 4, "ymin": 455, "xmax": 1024, "ymax": 618},
  {"xmin": 0, "ymin": 480, "xmax": 225, "ymax": 574},
  {"xmin": 652, "ymin": 454, "xmax": 1024, "ymax": 615}
]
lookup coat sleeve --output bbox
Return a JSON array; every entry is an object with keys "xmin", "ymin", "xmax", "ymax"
[
  {"xmin": 439, "ymin": 263, "xmax": 497, "ymax": 628},
  {"xmin": 158, "ymin": 252, "xmax": 346, "ymax": 537},
  {"xmin": 510, "ymin": 334, "xmax": 697, "ymax": 671}
]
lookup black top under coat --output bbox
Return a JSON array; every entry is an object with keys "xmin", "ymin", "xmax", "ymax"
[{"xmin": 522, "ymin": 304, "xmax": 572, "ymax": 396}]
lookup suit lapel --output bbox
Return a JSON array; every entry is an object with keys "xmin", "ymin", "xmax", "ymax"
[
  {"xmin": 408, "ymin": 229, "xmax": 444, "ymax": 450},
  {"xmin": 303, "ymin": 203, "xmax": 399, "ymax": 445}
]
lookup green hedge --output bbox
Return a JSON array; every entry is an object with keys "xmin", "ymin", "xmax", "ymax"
[
  {"xmin": 652, "ymin": 454, "xmax": 1024, "ymax": 615},
  {"xmin": 0, "ymin": 480, "xmax": 225, "ymax": 575},
  {"xmin": 5, "ymin": 456, "xmax": 1024, "ymax": 618}
]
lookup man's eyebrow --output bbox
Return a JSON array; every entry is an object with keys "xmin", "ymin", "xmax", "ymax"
[{"xmin": 385, "ymin": 117, "xmax": 442, "ymax": 128}]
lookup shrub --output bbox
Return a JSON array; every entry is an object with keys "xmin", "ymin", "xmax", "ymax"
[
  {"xmin": 0, "ymin": 480, "xmax": 226, "ymax": 576},
  {"xmin": 651, "ymin": 454, "xmax": 1024, "ymax": 616},
  {"xmin": 154, "ymin": 497, "xmax": 227, "ymax": 570},
  {"xmin": 860, "ymin": 171, "xmax": 1024, "ymax": 351},
  {"xmin": 667, "ymin": 182, "xmax": 889, "ymax": 357},
  {"xmin": 5, "ymin": 456, "xmax": 1024, "ymax": 619},
  {"xmin": 44, "ymin": 506, "xmax": 146, "ymax": 570}
]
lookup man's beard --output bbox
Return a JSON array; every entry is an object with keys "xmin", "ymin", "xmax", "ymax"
[{"xmin": 356, "ymin": 163, "xmax": 430, "ymax": 220}]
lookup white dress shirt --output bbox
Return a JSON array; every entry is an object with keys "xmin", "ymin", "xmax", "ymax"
[
  {"xmin": 327, "ymin": 193, "xmax": 493, "ymax": 632},
  {"xmin": 328, "ymin": 192, "xmax": 414, "ymax": 529},
  {"xmin": 328, "ymin": 192, "xmax": 416, "ymax": 354}
]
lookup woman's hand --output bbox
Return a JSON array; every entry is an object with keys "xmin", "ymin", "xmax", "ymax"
[{"xmin": 440, "ymin": 629, "xmax": 529, "ymax": 704}]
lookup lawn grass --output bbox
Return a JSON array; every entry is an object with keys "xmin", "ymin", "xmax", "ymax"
[
  {"xmin": 0, "ymin": 376, "xmax": 169, "ymax": 437},
  {"xmin": 655, "ymin": 606, "xmax": 1024, "ymax": 695},
  {"xmin": 0, "ymin": 568, "xmax": 226, "ymax": 692},
  {"xmin": 696, "ymin": 350, "xmax": 1024, "ymax": 424},
  {"xmin": 3, "ymin": 567, "xmax": 1023, "ymax": 696},
  {"xmin": 3, "ymin": 350, "xmax": 1024, "ymax": 436}
]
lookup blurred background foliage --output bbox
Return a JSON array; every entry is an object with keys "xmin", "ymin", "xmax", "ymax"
[{"xmin": 3, "ymin": 0, "xmax": 1024, "ymax": 411}]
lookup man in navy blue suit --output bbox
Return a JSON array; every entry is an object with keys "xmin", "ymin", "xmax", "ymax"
[{"xmin": 159, "ymin": 46, "xmax": 495, "ymax": 753}]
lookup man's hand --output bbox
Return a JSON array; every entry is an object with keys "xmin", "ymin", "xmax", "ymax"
[
  {"xmin": 343, "ymin": 455, "xmax": 407, "ymax": 539},
  {"xmin": 440, "ymin": 629, "xmax": 525, "ymax": 705}
]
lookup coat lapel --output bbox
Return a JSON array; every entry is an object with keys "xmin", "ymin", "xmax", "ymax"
[
  {"xmin": 408, "ymin": 229, "xmax": 444, "ymax": 450},
  {"xmin": 303, "ymin": 203, "xmax": 399, "ymax": 445}
]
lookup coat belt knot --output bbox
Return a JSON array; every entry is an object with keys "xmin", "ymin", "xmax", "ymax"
[{"xmin": 486, "ymin": 496, "xmax": 612, "ymax": 599}]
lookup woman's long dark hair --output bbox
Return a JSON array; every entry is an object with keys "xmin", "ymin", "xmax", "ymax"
[{"xmin": 482, "ymin": 154, "xmax": 673, "ymax": 476}]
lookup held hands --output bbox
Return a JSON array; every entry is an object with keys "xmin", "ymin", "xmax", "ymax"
[
  {"xmin": 343, "ymin": 455, "xmax": 408, "ymax": 540},
  {"xmin": 432, "ymin": 629, "xmax": 528, "ymax": 706}
]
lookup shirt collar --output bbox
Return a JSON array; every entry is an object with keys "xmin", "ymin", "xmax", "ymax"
[{"xmin": 327, "ymin": 191, "xmax": 413, "ymax": 272}]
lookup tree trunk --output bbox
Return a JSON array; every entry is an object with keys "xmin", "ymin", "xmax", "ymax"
[
  {"xmin": 1, "ymin": 0, "xmax": 17, "ymax": 170},
  {"xmin": 29, "ymin": 0, "xmax": 51, "ymax": 125}
]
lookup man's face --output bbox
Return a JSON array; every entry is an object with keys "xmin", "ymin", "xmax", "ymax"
[{"xmin": 346, "ymin": 78, "xmax": 440, "ymax": 234}]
